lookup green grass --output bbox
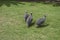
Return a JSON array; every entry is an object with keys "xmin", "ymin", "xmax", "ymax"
[{"xmin": 0, "ymin": 1, "xmax": 60, "ymax": 40}]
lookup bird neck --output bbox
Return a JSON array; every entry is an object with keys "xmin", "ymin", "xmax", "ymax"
[{"xmin": 43, "ymin": 16, "xmax": 46, "ymax": 19}]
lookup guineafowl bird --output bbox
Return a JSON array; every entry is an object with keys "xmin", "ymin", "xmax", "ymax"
[
  {"xmin": 26, "ymin": 12, "xmax": 33, "ymax": 27},
  {"xmin": 36, "ymin": 15, "xmax": 46, "ymax": 26},
  {"xmin": 24, "ymin": 10, "xmax": 29, "ymax": 22}
]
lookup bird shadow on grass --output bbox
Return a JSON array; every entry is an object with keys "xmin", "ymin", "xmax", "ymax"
[
  {"xmin": 28, "ymin": 21, "xmax": 35, "ymax": 28},
  {"xmin": 36, "ymin": 23, "xmax": 49, "ymax": 28}
]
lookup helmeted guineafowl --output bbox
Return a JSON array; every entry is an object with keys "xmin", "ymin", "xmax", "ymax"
[
  {"xmin": 36, "ymin": 15, "xmax": 46, "ymax": 26},
  {"xmin": 26, "ymin": 12, "xmax": 33, "ymax": 27},
  {"xmin": 24, "ymin": 10, "xmax": 29, "ymax": 22}
]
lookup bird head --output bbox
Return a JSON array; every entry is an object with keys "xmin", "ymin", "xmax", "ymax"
[
  {"xmin": 44, "ymin": 15, "xmax": 47, "ymax": 17},
  {"xmin": 25, "ymin": 10, "xmax": 28, "ymax": 13},
  {"xmin": 30, "ymin": 12, "xmax": 32, "ymax": 15}
]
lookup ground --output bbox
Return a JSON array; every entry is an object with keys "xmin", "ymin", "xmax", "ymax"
[{"xmin": 0, "ymin": 1, "xmax": 60, "ymax": 40}]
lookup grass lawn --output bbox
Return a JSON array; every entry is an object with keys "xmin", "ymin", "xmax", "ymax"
[{"xmin": 0, "ymin": 1, "xmax": 60, "ymax": 40}]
